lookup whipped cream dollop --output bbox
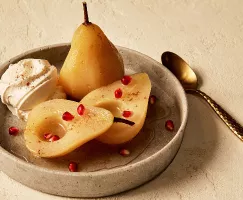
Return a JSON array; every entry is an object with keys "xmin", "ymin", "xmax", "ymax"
[{"xmin": 0, "ymin": 59, "xmax": 66, "ymax": 120}]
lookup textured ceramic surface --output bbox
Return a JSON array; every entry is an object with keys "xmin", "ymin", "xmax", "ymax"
[{"xmin": 0, "ymin": 44, "xmax": 187, "ymax": 198}]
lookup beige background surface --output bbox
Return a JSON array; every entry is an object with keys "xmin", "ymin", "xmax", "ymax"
[{"xmin": 0, "ymin": 0, "xmax": 243, "ymax": 199}]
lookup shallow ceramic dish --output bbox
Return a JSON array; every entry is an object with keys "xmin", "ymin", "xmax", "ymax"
[{"xmin": 0, "ymin": 44, "xmax": 188, "ymax": 198}]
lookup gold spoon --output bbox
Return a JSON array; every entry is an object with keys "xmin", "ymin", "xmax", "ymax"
[{"xmin": 161, "ymin": 51, "xmax": 243, "ymax": 141}]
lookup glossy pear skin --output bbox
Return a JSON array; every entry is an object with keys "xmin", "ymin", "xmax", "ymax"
[
  {"xmin": 24, "ymin": 99, "xmax": 114, "ymax": 158},
  {"xmin": 59, "ymin": 23, "xmax": 124, "ymax": 100},
  {"xmin": 81, "ymin": 73, "xmax": 151, "ymax": 144}
]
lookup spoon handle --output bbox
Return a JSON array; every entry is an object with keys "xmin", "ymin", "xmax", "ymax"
[{"xmin": 186, "ymin": 89, "xmax": 243, "ymax": 141}]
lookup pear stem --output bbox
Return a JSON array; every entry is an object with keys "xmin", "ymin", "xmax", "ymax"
[
  {"xmin": 113, "ymin": 117, "xmax": 135, "ymax": 126},
  {"xmin": 83, "ymin": 2, "xmax": 90, "ymax": 24}
]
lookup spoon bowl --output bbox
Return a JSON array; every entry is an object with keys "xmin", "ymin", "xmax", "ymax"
[{"xmin": 162, "ymin": 52, "xmax": 198, "ymax": 90}]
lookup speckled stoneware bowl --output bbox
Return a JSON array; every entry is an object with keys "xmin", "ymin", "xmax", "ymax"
[{"xmin": 0, "ymin": 44, "xmax": 188, "ymax": 198}]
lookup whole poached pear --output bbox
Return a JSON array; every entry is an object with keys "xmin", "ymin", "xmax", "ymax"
[{"xmin": 60, "ymin": 2, "xmax": 124, "ymax": 100}]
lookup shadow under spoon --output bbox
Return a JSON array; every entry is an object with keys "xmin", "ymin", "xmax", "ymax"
[{"xmin": 161, "ymin": 51, "xmax": 243, "ymax": 142}]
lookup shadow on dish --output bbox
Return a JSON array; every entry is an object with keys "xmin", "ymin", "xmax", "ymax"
[{"xmin": 110, "ymin": 94, "xmax": 220, "ymax": 199}]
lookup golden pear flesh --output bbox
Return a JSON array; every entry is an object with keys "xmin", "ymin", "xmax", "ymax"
[
  {"xmin": 81, "ymin": 73, "xmax": 152, "ymax": 144},
  {"xmin": 24, "ymin": 99, "xmax": 114, "ymax": 158}
]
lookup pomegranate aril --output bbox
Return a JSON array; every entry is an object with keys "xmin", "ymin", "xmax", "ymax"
[
  {"xmin": 43, "ymin": 133, "xmax": 53, "ymax": 140},
  {"xmin": 114, "ymin": 88, "xmax": 122, "ymax": 98},
  {"xmin": 119, "ymin": 149, "xmax": 130, "ymax": 156},
  {"xmin": 149, "ymin": 95, "xmax": 157, "ymax": 105},
  {"xmin": 9, "ymin": 126, "xmax": 19, "ymax": 136},
  {"xmin": 69, "ymin": 161, "xmax": 78, "ymax": 172},
  {"xmin": 49, "ymin": 135, "xmax": 60, "ymax": 142},
  {"xmin": 62, "ymin": 111, "xmax": 74, "ymax": 121},
  {"xmin": 165, "ymin": 120, "xmax": 174, "ymax": 131},
  {"xmin": 122, "ymin": 111, "xmax": 132, "ymax": 118},
  {"xmin": 77, "ymin": 104, "xmax": 85, "ymax": 116},
  {"xmin": 121, "ymin": 75, "xmax": 132, "ymax": 85}
]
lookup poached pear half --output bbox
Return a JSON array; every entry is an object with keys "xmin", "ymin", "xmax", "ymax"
[
  {"xmin": 24, "ymin": 99, "xmax": 114, "ymax": 158},
  {"xmin": 59, "ymin": 2, "xmax": 124, "ymax": 100},
  {"xmin": 81, "ymin": 73, "xmax": 152, "ymax": 144}
]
